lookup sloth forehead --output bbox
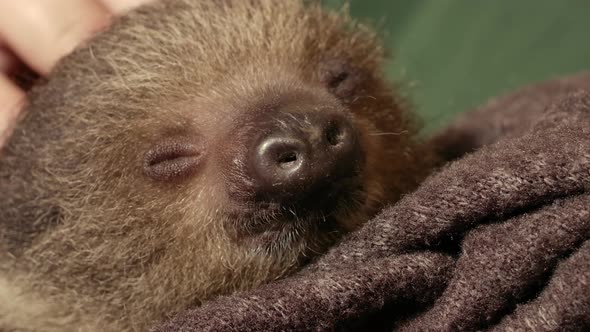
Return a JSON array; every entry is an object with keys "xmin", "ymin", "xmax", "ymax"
[
  {"xmin": 36, "ymin": 0, "xmax": 385, "ymax": 123},
  {"xmin": 61, "ymin": 0, "xmax": 382, "ymax": 83}
]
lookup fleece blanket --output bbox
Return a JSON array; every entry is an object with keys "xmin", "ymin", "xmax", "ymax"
[{"xmin": 151, "ymin": 72, "xmax": 590, "ymax": 332}]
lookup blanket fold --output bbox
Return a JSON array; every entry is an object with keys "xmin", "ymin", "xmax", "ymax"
[
  {"xmin": 152, "ymin": 73, "xmax": 590, "ymax": 332},
  {"xmin": 154, "ymin": 253, "xmax": 453, "ymax": 332}
]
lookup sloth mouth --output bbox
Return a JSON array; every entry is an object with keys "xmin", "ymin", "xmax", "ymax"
[{"xmin": 224, "ymin": 177, "xmax": 366, "ymax": 250}]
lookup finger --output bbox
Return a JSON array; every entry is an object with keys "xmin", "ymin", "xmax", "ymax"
[
  {"xmin": 0, "ymin": 75, "xmax": 25, "ymax": 149},
  {"xmin": 0, "ymin": 46, "xmax": 18, "ymax": 74},
  {"xmin": 100, "ymin": 0, "xmax": 156, "ymax": 15},
  {"xmin": 0, "ymin": 0, "xmax": 111, "ymax": 76}
]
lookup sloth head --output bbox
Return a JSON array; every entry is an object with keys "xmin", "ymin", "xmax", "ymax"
[{"xmin": 0, "ymin": 0, "xmax": 431, "ymax": 328}]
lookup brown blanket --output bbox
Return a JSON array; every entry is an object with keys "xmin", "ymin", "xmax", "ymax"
[{"xmin": 151, "ymin": 72, "xmax": 590, "ymax": 332}]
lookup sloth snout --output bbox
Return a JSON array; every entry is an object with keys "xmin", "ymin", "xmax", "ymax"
[{"xmin": 248, "ymin": 110, "xmax": 362, "ymax": 204}]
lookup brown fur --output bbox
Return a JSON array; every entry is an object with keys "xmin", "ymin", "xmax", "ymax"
[{"xmin": 0, "ymin": 1, "xmax": 434, "ymax": 331}]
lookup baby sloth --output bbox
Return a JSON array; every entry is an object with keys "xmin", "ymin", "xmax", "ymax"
[{"xmin": 0, "ymin": 0, "xmax": 433, "ymax": 331}]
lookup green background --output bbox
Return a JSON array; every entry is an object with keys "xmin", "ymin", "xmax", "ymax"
[{"xmin": 326, "ymin": 0, "xmax": 590, "ymax": 131}]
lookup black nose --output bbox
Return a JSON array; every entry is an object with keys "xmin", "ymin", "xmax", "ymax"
[{"xmin": 249, "ymin": 111, "xmax": 362, "ymax": 204}]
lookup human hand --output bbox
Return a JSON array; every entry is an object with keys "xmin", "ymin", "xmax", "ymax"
[{"xmin": 0, "ymin": 0, "xmax": 154, "ymax": 148}]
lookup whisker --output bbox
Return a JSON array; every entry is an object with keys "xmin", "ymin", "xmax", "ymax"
[{"xmin": 368, "ymin": 130, "xmax": 408, "ymax": 136}]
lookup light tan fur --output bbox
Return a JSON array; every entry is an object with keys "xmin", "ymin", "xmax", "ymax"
[{"xmin": 0, "ymin": 0, "xmax": 434, "ymax": 331}]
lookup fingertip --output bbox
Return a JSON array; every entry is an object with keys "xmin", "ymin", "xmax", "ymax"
[
  {"xmin": 0, "ymin": 0, "xmax": 112, "ymax": 76},
  {"xmin": 0, "ymin": 74, "xmax": 25, "ymax": 148},
  {"xmin": 100, "ymin": 0, "xmax": 156, "ymax": 15}
]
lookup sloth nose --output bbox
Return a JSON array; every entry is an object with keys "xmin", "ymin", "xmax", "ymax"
[{"xmin": 250, "ymin": 111, "xmax": 362, "ymax": 203}]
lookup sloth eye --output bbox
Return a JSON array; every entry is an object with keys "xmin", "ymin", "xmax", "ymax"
[
  {"xmin": 319, "ymin": 58, "xmax": 364, "ymax": 100},
  {"xmin": 328, "ymin": 71, "xmax": 350, "ymax": 89},
  {"xmin": 143, "ymin": 138, "xmax": 205, "ymax": 182}
]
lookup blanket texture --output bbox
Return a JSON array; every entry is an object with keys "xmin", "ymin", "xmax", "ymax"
[{"xmin": 151, "ymin": 72, "xmax": 590, "ymax": 332}]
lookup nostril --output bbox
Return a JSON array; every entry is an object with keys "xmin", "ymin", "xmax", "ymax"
[
  {"xmin": 325, "ymin": 120, "xmax": 346, "ymax": 146},
  {"xmin": 255, "ymin": 136, "xmax": 306, "ymax": 173},
  {"xmin": 277, "ymin": 150, "xmax": 299, "ymax": 169}
]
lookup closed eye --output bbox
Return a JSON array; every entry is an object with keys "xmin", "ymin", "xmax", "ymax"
[
  {"xmin": 329, "ymin": 71, "xmax": 350, "ymax": 89},
  {"xmin": 143, "ymin": 138, "xmax": 205, "ymax": 182},
  {"xmin": 319, "ymin": 58, "xmax": 364, "ymax": 100}
]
